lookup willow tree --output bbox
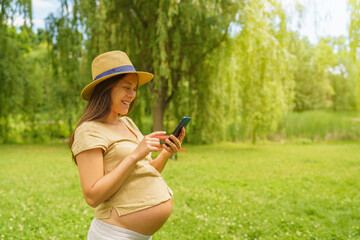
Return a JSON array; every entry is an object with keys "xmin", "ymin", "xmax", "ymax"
[
  {"xmin": 0, "ymin": 0, "xmax": 32, "ymax": 142},
  {"xmin": 234, "ymin": 0, "xmax": 295, "ymax": 142},
  {"xmin": 288, "ymin": 35, "xmax": 335, "ymax": 111},
  {"xmin": 328, "ymin": 37, "xmax": 357, "ymax": 111},
  {"xmin": 349, "ymin": 0, "xmax": 360, "ymax": 110},
  {"xmin": 77, "ymin": 0, "xmax": 242, "ymax": 133},
  {"xmin": 45, "ymin": 0, "xmax": 84, "ymax": 135}
]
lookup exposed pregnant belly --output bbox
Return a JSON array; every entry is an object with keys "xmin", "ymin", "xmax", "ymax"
[{"xmin": 101, "ymin": 197, "xmax": 173, "ymax": 235}]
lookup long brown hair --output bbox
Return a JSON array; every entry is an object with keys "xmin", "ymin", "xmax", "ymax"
[{"xmin": 69, "ymin": 74, "xmax": 137, "ymax": 163}]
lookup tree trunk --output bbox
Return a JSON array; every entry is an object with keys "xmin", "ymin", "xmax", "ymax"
[
  {"xmin": 252, "ymin": 124, "xmax": 257, "ymax": 144},
  {"xmin": 0, "ymin": 115, "xmax": 9, "ymax": 143},
  {"xmin": 152, "ymin": 92, "xmax": 166, "ymax": 132}
]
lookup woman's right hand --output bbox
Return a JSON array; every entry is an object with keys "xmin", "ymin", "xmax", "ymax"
[{"xmin": 132, "ymin": 131, "xmax": 167, "ymax": 161}]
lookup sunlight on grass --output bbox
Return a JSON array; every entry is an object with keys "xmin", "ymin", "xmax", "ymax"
[{"xmin": 1, "ymin": 142, "xmax": 360, "ymax": 239}]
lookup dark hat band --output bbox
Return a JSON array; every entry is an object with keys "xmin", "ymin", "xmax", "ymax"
[{"xmin": 94, "ymin": 65, "xmax": 136, "ymax": 81}]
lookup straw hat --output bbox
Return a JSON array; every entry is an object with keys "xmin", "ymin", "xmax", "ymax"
[{"xmin": 81, "ymin": 51, "xmax": 154, "ymax": 100}]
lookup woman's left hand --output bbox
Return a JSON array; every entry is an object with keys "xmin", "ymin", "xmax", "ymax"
[{"xmin": 163, "ymin": 127, "xmax": 186, "ymax": 155}]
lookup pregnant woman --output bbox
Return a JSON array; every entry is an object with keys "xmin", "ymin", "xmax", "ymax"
[{"xmin": 69, "ymin": 51, "xmax": 185, "ymax": 240}]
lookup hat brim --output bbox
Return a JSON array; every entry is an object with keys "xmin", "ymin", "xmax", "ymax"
[{"xmin": 81, "ymin": 71, "xmax": 153, "ymax": 100}]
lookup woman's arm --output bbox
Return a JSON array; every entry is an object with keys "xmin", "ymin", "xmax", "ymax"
[
  {"xmin": 150, "ymin": 128, "xmax": 185, "ymax": 173},
  {"xmin": 149, "ymin": 150, "xmax": 172, "ymax": 173},
  {"xmin": 76, "ymin": 131, "xmax": 166, "ymax": 208},
  {"xmin": 76, "ymin": 148, "xmax": 138, "ymax": 208}
]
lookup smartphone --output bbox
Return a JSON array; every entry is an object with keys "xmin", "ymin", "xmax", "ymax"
[{"xmin": 165, "ymin": 117, "xmax": 191, "ymax": 147}]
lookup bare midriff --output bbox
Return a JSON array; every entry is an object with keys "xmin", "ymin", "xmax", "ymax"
[{"xmin": 101, "ymin": 197, "xmax": 173, "ymax": 236}]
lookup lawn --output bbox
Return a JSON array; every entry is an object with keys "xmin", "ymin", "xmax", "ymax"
[{"xmin": 0, "ymin": 141, "xmax": 360, "ymax": 239}]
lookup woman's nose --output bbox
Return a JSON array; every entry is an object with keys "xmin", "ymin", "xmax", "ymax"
[{"xmin": 129, "ymin": 90, "xmax": 136, "ymax": 99}]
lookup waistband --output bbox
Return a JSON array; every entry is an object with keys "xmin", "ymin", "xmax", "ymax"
[{"xmin": 90, "ymin": 218, "xmax": 152, "ymax": 240}]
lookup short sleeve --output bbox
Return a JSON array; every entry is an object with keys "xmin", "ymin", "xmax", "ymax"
[{"xmin": 71, "ymin": 122, "xmax": 108, "ymax": 157}]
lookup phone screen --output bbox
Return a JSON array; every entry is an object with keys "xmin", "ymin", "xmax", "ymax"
[{"xmin": 165, "ymin": 117, "xmax": 191, "ymax": 146}]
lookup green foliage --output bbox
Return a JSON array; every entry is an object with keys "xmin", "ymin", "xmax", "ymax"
[
  {"xmin": 0, "ymin": 26, "xmax": 32, "ymax": 142},
  {"xmin": 287, "ymin": 35, "xmax": 357, "ymax": 112},
  {"xmin": 349, "ymin": 0, "xmax": 360, "ymax": 110},
  {"xmin": 76, "ymin": 0, "xmax": 242, "ymax": 138},
  {"xmin": 288, "ymin": 36, "xmax": 334, "ymax": 111},
  {"xmin": 45, "ymin": 3, "xmax": 85, "ymax": 135},
  {"xmin": 1, "ymin": 142, "xmax": 360, "ymax": 239},
  {"xmin": 234, "ymin": 0, "xmax": 295, "ymax": 142},
  {"xmin": 1, "ymin": 0, "xmax": 360, "ymax": 144},
  {"xmin": 0, "ymin": 0, "xmax": 46, "ymax": 143},
  {"xmin": 349, "ymin": 0, "xmax": 360, "ymax": 61},
  {"xmin": 327, "ymin": 44, "xmax": 357, "ymax": 111},
  {"xmin": 275, "ymin": 110, "xmax": 360, "ymax": 142}
]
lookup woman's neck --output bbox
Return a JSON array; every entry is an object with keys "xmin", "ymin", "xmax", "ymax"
[{"xmin": 100, "ymin": 113, "xmax": 121, "ymax": 125}]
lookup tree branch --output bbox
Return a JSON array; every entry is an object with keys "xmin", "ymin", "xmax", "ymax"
[
  {"xmin": 129, "ymin": 5, "xmax": 148, "ymax": 29},
  {"xmin": 186, "ymin": 28, "xmax": 229, "ymax": 76}
]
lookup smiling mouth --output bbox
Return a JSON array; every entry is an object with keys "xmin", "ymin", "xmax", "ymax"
[{"xmin": 122, "ymin": 100, "xmax": 131, "ymax": 106}]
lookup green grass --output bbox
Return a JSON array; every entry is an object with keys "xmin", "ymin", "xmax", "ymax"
[{"xmin": 1, "ymin": 142, "xmax": 360, "ymax": 239}]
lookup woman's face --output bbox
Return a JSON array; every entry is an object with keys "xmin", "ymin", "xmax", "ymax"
[{"xmin": 110, "ymin": 73, "xmax": 138, "ymax": 116}]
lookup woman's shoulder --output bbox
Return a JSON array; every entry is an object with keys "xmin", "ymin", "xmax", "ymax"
[
  {"xmin": 72, "ymin": 121, "xmax": 108, "ymax": 156},
  {"xmin": 121, "ymin": 116, "xmax": 141, "ymax": 133},
  {"xmin": 76, "ymin": 121, "xmax": 97, "ymax": 130},
  {"xmin": 121, "ymin": 116, "xmax": 136, "ymax": 125},
  {"xmin": 74, "ymin": 121, "xmax": 103, "ymax": 135}
]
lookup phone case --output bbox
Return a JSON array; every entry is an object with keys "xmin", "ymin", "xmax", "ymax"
[{"xmin": 165, "ymin": 117, "xmax": 191, "ymax": 147}]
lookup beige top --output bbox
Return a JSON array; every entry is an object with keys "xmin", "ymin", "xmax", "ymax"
[{"xmin": 71, "ymin": 116, "xmax": 173, "ymax": 219}]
